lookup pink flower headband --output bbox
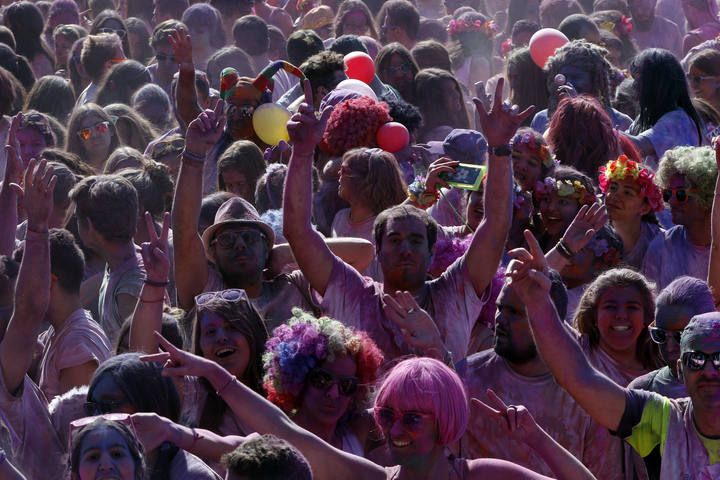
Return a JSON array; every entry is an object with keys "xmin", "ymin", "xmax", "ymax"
[
  {"xmin": 534, "ymin": 177, "xmax": 597, "ymax": 205},
  {"xmin": 511, "ymin": 132, "xmax": 555, "ymax": 169},
  {"xmin": 447, "ymin": 18, "xmax": 497, "ymax": 37},
  {"xmin": 598, "ymin": 155, "xmax": 663, "ymax": 212}
]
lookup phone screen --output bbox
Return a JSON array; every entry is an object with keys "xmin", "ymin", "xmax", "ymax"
[{"xmin": 444, "ymin": 163, "xmax": 486, "ymax": 191}]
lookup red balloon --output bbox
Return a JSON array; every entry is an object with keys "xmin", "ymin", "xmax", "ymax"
[
  {"xmin": 529, "ymin": 28, "xmax": 569, "ymax": 68},
  {"xmin": 376, "ymin": 122, "xmax": 410, "ymax": 153},
  {"xmin": 344, "ymin": 51, "xmax": 375, "ymax": 85}
]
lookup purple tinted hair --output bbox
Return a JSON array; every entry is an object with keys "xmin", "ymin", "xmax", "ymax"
[
  {"xmin": 656, "ymin": 276, "xmax": 715, "ymax": 318},
  {"xmin": 373, "ymin": 357, "xmax": 468, "ymax": 445}
]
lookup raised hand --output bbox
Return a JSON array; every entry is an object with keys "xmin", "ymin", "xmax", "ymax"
[
  {"xmin": 287, "ymin": 79, "xmax": 332, "ymax": 157},
  {"xmin": 472, "ymin": 389, "xmax": 541, "ymax": 440},
  {"xmin": 10, "ymin": 159, "xmax": 56, "ymax": 232},
  {"xmin": 425, "ymin": 157, "xmax": 459, "ymax": 193},
  {"xmin": 3, "ymin": 114, "xmax": 23, "ymax": 186},
  {"xmin": 382, "ymin": 292, "xmax": 446, "ymax": 358},
  {"xmin": 184, "ymin": 100, "xmax": 226, "ymax": 158},
  {"xmin": 560, "ymin": 203, "xmax": 607, "ymax": 254},
  {"xmin": 474, "ymin": 78, "xmax": 535, "ymax": 148},
  {"xmin": 506, "ymin": 230, "xmax": 552, "ymax": 304},
  {"xmin": 141, "ymin": 331, "xmax": 218, "ymax": 379},
  {"xmin": 130, "ymin": 413, "xmax": 171, "ymax": 452},
  {"xmin": 169, "ymin": 27, "xmax": 193, "ymax": 68},
  {"xmin": 140, "ymin": 212, "xmax": 170, "ymax": 284}
]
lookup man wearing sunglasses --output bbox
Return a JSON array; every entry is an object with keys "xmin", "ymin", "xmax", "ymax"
[
  {"xmin": 641, "ymin": 146, "xmax": 716, "ymax": 290},
  {"xmin": 629, "ymin": 277, "xmax": 715, "ymax": 401},
  {"xmin": 509, "ymin": 239, "xmax": 720, "ymax": 479}
]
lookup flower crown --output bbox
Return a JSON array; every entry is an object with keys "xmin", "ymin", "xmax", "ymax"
[
  {"xmin": 511, "ymin": 132, "xmax": 555, "ymax": 169},
  {"xmin": 447, "ymin": 18, "xmax": 497, "ymax": 37},
  {"xmin": 598, "ymin": 155, "xmax": 663, "ymax": 212},
  {"xmin": 598, "ymin": 15, "xmax": 632, "ymax": 37},
  {"xmin": 586, "ymin": 236, "xmax": 621, "ymax": 266},
  {"xmin": 534, "ymin": 177, "xmax": 597, "ymax": 205}
]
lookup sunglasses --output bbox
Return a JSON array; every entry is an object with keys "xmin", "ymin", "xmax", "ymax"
[
  {"xmin": 226, "ymin": 103, "xmax": 257, "ymax": 119},
  {"xmin": 682, "ymin": 350, "xmax": 720, "ymax": 372},
  {"xmin": 306, "ymin": 368, "xmax": 359, "ymax": 396},
  {"xmin": 212, "ymin": 229, "xmax": 266, "ymax": 250},
  {"xmin": 662, "ymin": 187, "xmax": 697, "ymax": 203},
  {"xmin": 686, "ymin": 74, "xmax": 717, "ymax": 85},
  {"xmin": 152, "ymin": 138, "xmax": 185, "ymax": 158},
  {"xmin": 195, "ymin": 288, "xmax": 248, "ymax": 306},
  {"xmin": 77, "ymin": 121, "xmax": 110, "ymax": 141},
  {"xmin": 156, "ymin": 53, "xmax": 177, "ymax": 63},
  {"xmin": 84, "ymin": 399, "xmax": 128, "ymax": 416},
  {"xmin": 648, "ymin": 323, "xmax": 683, "ymax": 344},
  {"xmin": 374, "ymin": 406, "xmax": 433, "ymax": 432},
  {"xmin": 97, "ymin": 27, "xmax": 127, "ymax": 39}
]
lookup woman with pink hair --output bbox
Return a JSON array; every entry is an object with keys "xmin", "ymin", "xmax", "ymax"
[{"xmin": 145, "ymin": 334, "xmax": 597, "ymax": 479}]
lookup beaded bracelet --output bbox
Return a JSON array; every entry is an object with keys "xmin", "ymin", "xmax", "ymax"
[{"xmin": 181, "ymin": 149, "xmax": 206, "ymax": 164}]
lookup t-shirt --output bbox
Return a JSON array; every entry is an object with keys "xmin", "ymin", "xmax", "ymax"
[
  {"xmin": 331, "ymin": 208, "xmax": 382, "ymax": 281},
  {"xmin": 320, "ymin": 255, "xmax": 489, "ymax": 361},
  {"xmin": 631, "ymin": 109, "xmax": 701, "ymax": 168},
  {"xmin": 458, "ymin": 351, "xmax": 623, "ymax": 479},
  {"xmin": 0, "ymin": 373, "xmax": 66, "ymax": 479},
  {"xmin": 580, "ymin": 335, "xmax": 649, "ymax": 387},
  {"xmin": 98, "ymin": 248, "xmax": 146, "ymax": 344},
  {"xmin": 623, "ymin": 222, "xmax": 663, "ymax": 271},
  {"xmin": 630, "ymin": 17, "xmax": 683, "ymax": 57},
  {"xmin": 641, "ymin": 225, "xmax": 710, "ymax": 291},
  {"xmin": 628, "ymin": 366, "xmax": 688, "ymax": 400},
  {"xmin": 204, "ymin": 266, "xmax": 320, "ymax": 334},
  {"xmin": 530, "ymin": 107, "xmax": 633, "ymax": 134},
  {"xmin": 170, "ymin": 449, "xmax": 222, "ymax": 479},
  {"xmin": 615, "ymin": 389, "xmax": 720, "ymax": 479},
  {"xmin": 37, "ymin": 309, "xmax": 112, "ymax": 401}
]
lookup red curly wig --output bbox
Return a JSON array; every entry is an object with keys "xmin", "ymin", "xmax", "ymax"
[{"xmin": 320, "ymin": 96, "xmax": 392, "ymax": 157}]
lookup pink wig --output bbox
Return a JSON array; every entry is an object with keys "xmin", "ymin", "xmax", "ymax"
[{"xmin": 373, "ymin": 357, "xmax": 468, "ymax": 445}]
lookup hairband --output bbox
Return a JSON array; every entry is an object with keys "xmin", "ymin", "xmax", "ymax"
[
  {"xmin": 511, "ymin": 132, "xmax": 555, "ymax": 169},
  {"xmin": 598, "ymin": 155, "xmax": 663, "ymax": 212},
  {"xmin": 535, "ymin": 177, "xmax": 597, "ymax": 205}
]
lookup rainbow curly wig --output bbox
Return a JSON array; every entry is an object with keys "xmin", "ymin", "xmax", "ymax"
[
  {"xmin": 320, "ymin": 97, "xmax": 392, "ymax": 157},
  {"xmin": 263, "ymin": 309, "xmax": 384, "ymax": 415}
]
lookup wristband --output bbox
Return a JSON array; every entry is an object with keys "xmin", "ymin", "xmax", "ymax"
[
  {"xmin": 181, "ymin": 149, "xmax": 206, "ymax": 164},
  {"xmin": 144, "ymin": 279, "xmax": 170, "ymax": 287},
  {"xmin": 490, "ymin": 144, "xmax": 512, "ymax": 157},
  {"xmin": 555, "ymin": 239, "xmax": 574, "ymax": 259}
]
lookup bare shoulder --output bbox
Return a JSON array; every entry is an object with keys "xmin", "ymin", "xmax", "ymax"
[{"xmin": 467, "ymin": 458, "xmax": 552, "ymax": 480}]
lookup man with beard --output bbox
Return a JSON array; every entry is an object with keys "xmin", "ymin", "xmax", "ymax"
[
  {"xmin": 628, "ymin": 0, "xmax": 682, "ymax": 56},
  {"xmin": 458, "ymin": 273, "xmax": 624, "ymax": 480}
]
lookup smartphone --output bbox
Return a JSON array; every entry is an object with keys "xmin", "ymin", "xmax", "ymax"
[{"xmin": 441, "ymin": 163, "xmax": 486, "ymax": 191}]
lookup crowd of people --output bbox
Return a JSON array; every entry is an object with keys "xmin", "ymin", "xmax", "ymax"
[{"xmin": 0, "ymin": 0, "xmax": 719, "ymax": 478}]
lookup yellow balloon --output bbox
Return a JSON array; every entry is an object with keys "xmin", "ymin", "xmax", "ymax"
[{"xmin": 252, "ymin": 103, "xmax": 291, "ymax": 146}]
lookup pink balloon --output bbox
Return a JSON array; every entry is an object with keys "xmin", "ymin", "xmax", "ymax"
[
  {"xmin": 344, "ymin": 51, "xmax": 375, "ymax": 85},
  {"xmin": 376, "ymin": 122, "xmax": 409, "ymax": 153},
  {"xmin": 529, "ymin": 28, "xmax": 569, "ymax": 68}
]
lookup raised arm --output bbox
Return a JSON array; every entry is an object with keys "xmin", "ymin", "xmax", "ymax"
[
  {"xmin": 0, "ymin": 160, "xmax": 57, "ymax": 394},
  {"xmin": 283, "ymin": 80, "xmax": 336, "ymax": 296},
  {"xmin": 0, "ymin": 116, "xmax": 22, "ymax": 257},
  {"xmin": 709, "ymin": 138, "xmax": 720, "ymax": 307},
  {"xmin": 170, "ymin": 28, "xmax": 201, "ymax": 130},
  {"xmin": 171, "ymin": 102, "xmax": 225, "ymax": 310},
  {"xmin": 465, "ymin": 78, "xmax": 534, "ymax": 296},
  {"xmin": 472, "ymin": 389, "xmax": 596, "ymax": 480},
  {"xmin": 129, "ymin": 212, "xmax": 170, "ymax": 353},
  {"xmin": 142, "ymin": 333, "xmax": 385, "ymax": 480},
  {"xmin": 545, "ymin": 203, "xmax": 606, "ymax": 271},
  {"xmin": 508, "ymin": 230, "xmax": 627, "ymax": 431}
]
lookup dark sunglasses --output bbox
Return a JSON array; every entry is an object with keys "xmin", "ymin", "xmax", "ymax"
[
  {"xmin": 212, "ymin": 229, "xmax": 266, "ymax": 249},
  {"xmin": 374, "ymin": 406, "xmax": 433, "ymax": 432},
  {"xmin": 306, "ymin": 368, "xmax": 359, "ymax": 396},
  {"xmin": 84, "ymin": 399, "xmax": 127, "ymax": 416},
  {"xmin": 662, "ymin": 187, "xmax": 697, "ymax": 203},
  {"xmin": 156, "ymin": 53, "xmax": 177, "ymax": 63},
  {"xmin": 682, "ymin": 351, "xmax": 720, "ymax": 372},
  {"xmin": 648, "ymin": 323, "xmax": 683, "ymax": 344}
]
